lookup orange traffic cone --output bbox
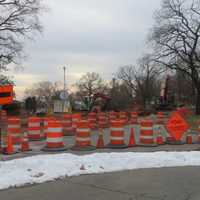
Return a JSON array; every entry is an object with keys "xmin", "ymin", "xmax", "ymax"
[
  {"xmin": 96, "ymin": 129, "xmax": 104, "ymax": 148},
  {"xmin": 5, "ymin": 133, "xmax": 16, "ymax": 155},
  {"xmin": 20, "ymin": 132, "xmax": 32, "ymax": 152},
  {"xmin": 128, "ymin": 127, "xmax": 136, "ymax": 147},
  {"xmin": 156, "ymin": 135, "xmax": 164, "ymax": 145}
]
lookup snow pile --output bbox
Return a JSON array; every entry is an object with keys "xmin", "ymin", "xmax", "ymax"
[{"xmin": 1, "ymin": 151, "xmax": 200, "ymax": 190}]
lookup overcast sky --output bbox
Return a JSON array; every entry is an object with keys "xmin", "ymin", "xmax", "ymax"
[{"xmin": 7, "ymin": 0, "xmax": 162, "ymax": 99}]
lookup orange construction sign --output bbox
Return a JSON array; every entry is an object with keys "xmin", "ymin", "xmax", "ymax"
[
  {"xmin": 166, "ymin": 112, "xmax": 189, "ymax": 141},
  {"xmin": 0, "ymin": 84, "xmax": 13, "ymax": 105}
]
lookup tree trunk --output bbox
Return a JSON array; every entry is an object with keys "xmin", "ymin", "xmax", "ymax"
[{"xmin": 196, "ymin": 89, "xmax": 200, "ymax": 115}]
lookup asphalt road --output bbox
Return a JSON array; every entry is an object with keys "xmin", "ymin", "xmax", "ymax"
[{"xmin": 1, "ymin": 166, "xmax": 200, "ymax": 200}]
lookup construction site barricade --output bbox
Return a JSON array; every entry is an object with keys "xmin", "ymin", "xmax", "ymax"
[
  {"xmin": 98, "ymin": 113, "xmax": 108, "ymax": 128},
  {"xmin": 130, "ymin": 112, "xmax": 138, "ymax": 124},
  {"xmin": 107, "ymin": 120, "xmax": 127, "ymax": 148},
  {"xmin": 71, "ymin": 120, "xmax": 95, "ymax": 151},
  {"xmin": 156, "ymin": 112, "xmax": 165, "ymax": 125},
  {"xmin": 139, "ymin": 119, "xmax": 157, "ymax": 147},
  {"xmin": 42, "ymin": 120, "xmax": 67, "ymax": 151},
  {"xmin": 72, "ymin": 113, "xmax": 81, "ymax": 133},
  {"xmin": 88, "ymin": 112, "xmax": 97, "ymax": 130},
  {"xmin": 62, "ymin": 114, "xmax": 73, "ymax": 136},
  {"xmin": 7, "ymin": 117, "xmax": 21, "ymax": 144},
  {"xmin": 28, "ymin": 117, "xmax": 41, "ymax": 141},
  {"xmin": 119, "ymin": 112, "xmax": 128, "ymax": 124}
]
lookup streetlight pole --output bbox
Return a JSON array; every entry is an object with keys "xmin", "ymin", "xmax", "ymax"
[{"xmin": 63, "ymin": 66, "xmax": 66, "ymax": 92}]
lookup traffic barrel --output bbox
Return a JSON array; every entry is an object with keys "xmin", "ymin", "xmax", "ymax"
[
  {"xmin": 62, "ymin": 114, "xmax": 73, "ymax": 136},
  {"xmin": 7, "ymin": 117, "xmax": 21, "ymax": 144},
  {"xmin": 1, "ymin": 110, "xmax": 7, "ymax": 121},
  {"xmin": 156, "ymin": 112, "xmax": 165, "ymax": 124},
  {"xmin": 98, "ymin": 113, "xmax": 108, "ymax": 128},
  {"xmin": 28, "ymin": 117, "xmax": 41, "ymax": 141},
  {"xmin": 107, "ymin": 120, "xmax": 127, "ymax": 148},
  {"xmin": 130, "ymin": 112, "xmax": 138, "ymax": 124},
  {"xmin": 42, "ymin": 120, "xmax": 67, "ymax": 151},
  {"xmin": 119, "ymin": 112, "xmax": 128, "ymax": 124},
  {"xmin": 20, "ymin": 132, "xmax": 32, "ymax": 152},
  {"xmin": 71, "ymin": 120, "xmax": 95, "ymax": 151},
  {"xmin": 139, "ymin": 120, "xmax": 157, "ymax": 147},
  {"xmin": 72, "ymin": 113, "xmax": 81, "ymax": 133},
  {"xmin": 88, "ymin": 112, "xmax": 97, "ymax": 130}
]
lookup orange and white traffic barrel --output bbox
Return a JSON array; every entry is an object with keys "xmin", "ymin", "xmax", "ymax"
[
  {"xmin": 1, "ymin": 110, "xmax": 7, "ymax": 122},
  {"xmin": 72, "ymin": 113, "xmax": 81, "ymax": 133},
  {"xmin": 42, "ymin": 120, "xmax": 67, "ymax": 151},
  {"xmin": 28, "ymin": 117, "xmax": 41, "ymax": 141},
  {"xmin": 109, "ymin": 111, "xmax": 117, "ymax": 121},
  {"xmin": 139, "ymin": 119, "xmax": 157, "ymax": 146},
  {"xmin": 98, "ymin": 113, "xmax": 108, "ymax": 128},
  {"xmin": 107, "ymin": 120, "xmax": 127, "ymax": 148},
  {"xmin": 88, "ymin": 112, "xmax": 97, "ymax": 130},
  {"xmin": 130, "ymin": 112, "xmax": 138, "ymax": 124},
  {"xmin": 62, "ymin": 114, "xmax": 73, "ymax": 136},
  {"xmin": 156, "ymin": 112, "xmax": 165, "ymax": 124},
  {"xmin": 7, "ymin": 117, "xmax": 21, "ymax": 144},
  {"xmin": 71, "ymin": 120, "xmax": 95, "ymax": 151},
  {"xmin": 119, "ymin": 112, "xmax": 128, "ymax": 124}
]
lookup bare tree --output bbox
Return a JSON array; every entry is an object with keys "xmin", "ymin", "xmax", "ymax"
[
  {"xmin": 25, "ymin": 81, "xmax": 61, "ymax": 109},
  {"xmin": 117, "ymin": 55, "xmax": 162, "ymax": 108},
  {"xmin": 0, "ymin": 0, "xmax": 44, "ymax": 71},
  {"xmin": 76, "ymin": 72, "xmax": 107, "ymax": 98},
  {"xmin": 149, "ymin": 0, "xmax": 200, "ymax": 114}
]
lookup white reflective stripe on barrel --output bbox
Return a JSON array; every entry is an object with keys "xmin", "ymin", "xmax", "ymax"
[
  {"xmin": 47, "ymin": 128, "xmax": 62, "ymax": 133},
  {"xmin": 141, "ymin": 127, "xmax": 153, "ymax": 131},
  {"xmin": 111, "ymin": 128, "xmax": 123, "ymax": 131},
  {"xmin": 8, "ymin": 125, "xmax": 20, "ymax": 128},
  {"xmin": 29, "ymin": 130, "xmax": 40, "ymax": 134},
  {"xmin": 29, "ymin": 122, "xmax": 40, "ymax": 127},
  {"xmin": 76, "ymin": 137, "xmax": 90, "ymax": 141},
  {"xmin": 47, "ymin": 138, "xmax": 63, "ymax": 143},
  {"xmin": 110, "ymin": 136, "xmax": 124, "ymax": 140},
  {"xmin": 76, "ymin": 128, "xmax": 90, "ymax": 132},
  {"xmin": 140, "ymin": 135, "xmax": 154, "ymax": 139}
]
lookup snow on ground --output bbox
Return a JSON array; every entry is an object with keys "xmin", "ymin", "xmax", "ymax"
[{"xmin": 1, "ymin": 151, "xmax": 200, "ymax": 190}]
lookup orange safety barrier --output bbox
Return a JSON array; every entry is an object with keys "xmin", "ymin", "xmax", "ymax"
[
  {"xmin": 98, "ymin": 113, "xmax": 108, "ymax": 128},
  {"xmin": 7, "ymin": 117, "xmax": 21, "ymax": 144},
  {"xmin": 20, "ymin": 132, "xmax": 31, "ymax": 152},
  {"xmin": 88, "ymin": 112, "xmax": 97, "ymax": 130},
  {"xmin": 156, "ymin": 112, "xmax": 165, "ymax": 124},
  {"xmin": 62, "ymin": 114, "xmax": 73, "ymax": 136},
  {"xmin": 0, "ymin": 110, "xmax": 7, "ymax": 121},
  {"xmin": 139, "ymin": 120, "xmax": 157, "ymax": 146},
  {"xmin": 43, "ymin": 120, "xmax": 67, "ymax": 151},
  {"xmin": 107, "ymin": 120, "xmax": 127, "ymax": 148},
  {"xmin": 72, "ymin": 113, "xmax": 81, "ymax": 132},
  {"xmin": 130, "ymin": 112, "xmax": 138, "ymax": 124},
  {"xmin": 119, "ymin": 112, "xmax": 128, "ymax": 124},
  {"xmin": 71, "ymin": 120, "xmax": 95, "ymax": 151},
  {"xmin": 28, "ymin": 117, "xmax": 41, "ymax": 141}
]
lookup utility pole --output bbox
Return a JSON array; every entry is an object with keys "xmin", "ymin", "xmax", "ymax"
[{"xmin": 63, "ymin": 66, "xmax": 66, "ymax": 92}]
